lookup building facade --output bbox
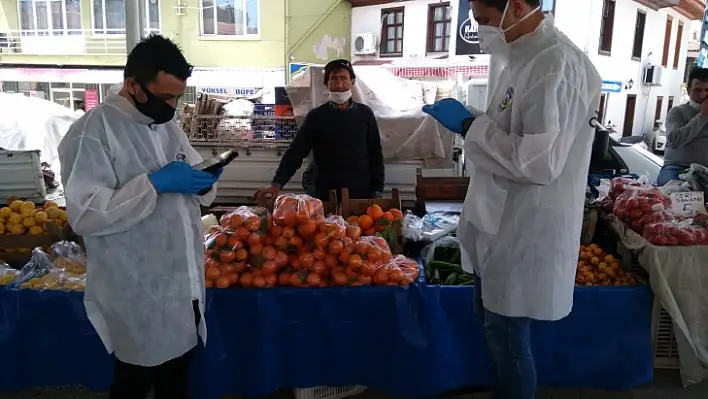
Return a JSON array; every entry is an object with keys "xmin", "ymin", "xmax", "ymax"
[
  {"xmin": 349, "ymin": 0, "xmax": 703, "ymax": 137},
  {"xmin": 0, "ymin": 0, "xmax": 352, "ymax": 108},
  {"xmin": 555, "ymin": 0, "xmax": 703, "ymax": 138}
]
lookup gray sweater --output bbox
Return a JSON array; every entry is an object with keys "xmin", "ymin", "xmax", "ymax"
[{"xmin": 664, "ymin": 102, "xmax": 708, "ymax": 167}]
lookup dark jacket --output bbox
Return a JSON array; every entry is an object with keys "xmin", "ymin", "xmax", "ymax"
[{"xmin": 272, "ymin": 101, "xmax": 385, "ymax": 200}]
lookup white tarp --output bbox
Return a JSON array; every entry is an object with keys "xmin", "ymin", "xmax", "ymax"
[
  {"xmin": 0, "ymin": 93, "xmax": 81, "ymax": 169},
  {"xmin": 607, "ymin": 214, "xmax": 708, "ymax": 386},
  {"xmin": 286, "ymin": 65, "xmax": 454, "ymax": 165}
]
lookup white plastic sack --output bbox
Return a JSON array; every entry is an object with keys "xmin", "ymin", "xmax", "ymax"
[
  {"xmin": 0, "ymin": 93, "xmax": 80, "ymax": 169},
  {"xmin": 286, "ymin": 65, "xmax": 453, "ymax": 163}
]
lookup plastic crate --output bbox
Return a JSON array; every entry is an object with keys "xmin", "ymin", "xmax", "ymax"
[
  {"xmin": 294, "ymin": 386, "xmax": 367, "ymax": 399},
  {"xmin": 652, "ymin": 298, "xmax": 680, "ymax": 369}
]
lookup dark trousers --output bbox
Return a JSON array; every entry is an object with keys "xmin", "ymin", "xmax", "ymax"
[{"xmin": 109, "ymin": 300, "xmax": 201, "ymax": 399}]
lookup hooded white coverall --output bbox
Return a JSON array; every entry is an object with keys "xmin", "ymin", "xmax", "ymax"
[
  {"xmin": 458, "ymin": 16, "xmax": 602, "ymax": 321},
  {"xmin": 58, "ymin": 94, "xmax": 215, "ymax": 366}
]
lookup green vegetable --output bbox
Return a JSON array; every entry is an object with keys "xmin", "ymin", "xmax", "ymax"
[
  {"xmin": 458, "ymin": 280, "xmax": 474, "ymax": 286},
  {"xmin": 444, "ymin": 272, "xmax": 459, "ymax": 285},
  {"xmin": 430, "ymin": 260, "xmax": 463, "ymax": 270}
]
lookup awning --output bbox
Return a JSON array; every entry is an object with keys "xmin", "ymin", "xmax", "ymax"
[{"xmin": 383, "ymin": 64, "xmax": 489, "ymax": 78}]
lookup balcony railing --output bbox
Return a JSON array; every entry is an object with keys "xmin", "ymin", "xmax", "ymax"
[{"xmin": 0, "ymin": 29, "xmax": 165, "ymax": 56}]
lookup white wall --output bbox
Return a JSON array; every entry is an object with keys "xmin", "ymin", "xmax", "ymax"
[
  {"xmin": 554, "ymin": 0, "xmax": 691, "ymax": 137},
  {"xmin": 351, "ymin": 0, "xmax": 485, "ymax": 64}
]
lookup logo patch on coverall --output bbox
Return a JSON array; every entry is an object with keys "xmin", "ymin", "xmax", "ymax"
[
  {"xmin": 499, "ymin": 86, "xmax": 514, "ymax": 111},
  {"xmin": 175, "ymin": 152, "xmax": 187, "ymax": 162}
]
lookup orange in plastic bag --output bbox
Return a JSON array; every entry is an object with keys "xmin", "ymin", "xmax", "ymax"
[
  {"xmin": 372, "ymin": 255, "xmax": 420, "ymax": 286},
  {"xmin": 272, "ymin": 194, "xmax": 324, "ymax": 228}
]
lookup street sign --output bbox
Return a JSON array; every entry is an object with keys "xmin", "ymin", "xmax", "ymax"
[{"xmin": 601, "ymin": 81, "xmax": 622, "ymax": 93}]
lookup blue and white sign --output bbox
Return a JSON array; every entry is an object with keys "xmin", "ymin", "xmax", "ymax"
[
  {"xmin": 196, "ymin": 87, "xmax": 258, "ymax": 97},
  {"xmin": 197, "ymin": 87, "xmax": 231, "ymax": 95},
  {"xmin": 601, "ymin": 81, "xmax": 623, "ymax": 93}
]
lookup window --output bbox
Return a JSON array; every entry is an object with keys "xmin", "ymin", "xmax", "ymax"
[
  {"xmin": 631, "ymin": 10, "xmax": 646, "ymax": 60},
  {"xmin": 668, "ymin": 96, "xmax": 674, "ymax": 111},
  {"xmin": 426, "ymin": 3, "xmax": 451, "ymax": 53},
  {"xmin": 201, "ymin": 0, "xmax": 259, "ymax": 36},
  {"xmin": 673, "ymin": 21, "xmax": 684, "ymax": 69},
  {"xmin": 541, "ymin": 0, "xmax": 555, "ymax": 14},
  {"xmin": 598, "ymin": 0, "xmax": 615, "ymax": 54},
  {"xmin": 380, "ymin": 7, "xmax": 404, "ymax": 57},
  {"xmin": 92, "ymin": 0, "xmax": 160, "ymax": 35},
  {"xmin": 654, "ymin": 96, "xmax": 664, "ymax": 123},
  {"xmin": 661, "ymin": 17, "xmax": 672, "ymax": 67},
  {"xmin": 19, "ymin": 0, "xmax": 81, "ymax": 36}
]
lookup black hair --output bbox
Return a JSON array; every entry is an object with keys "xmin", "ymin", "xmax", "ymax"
[
  {"xmin": 688, "ymin": 67, "xmax": 708, "ymax": 89},
  {"xmin": 470, "ymin": 0, "xmax": 541, "ymax": 12},
  {"xmin": 323, "ymin": 59, "xmax": 356, "ymax": 85},
  {"xmin": 123, "ymin": 34, "xmax": 193, "ymax": 84}
]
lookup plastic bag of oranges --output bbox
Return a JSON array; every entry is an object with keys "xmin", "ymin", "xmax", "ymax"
[
  {"xmin": 343, "ymin": 236, "xmax": 392, "ymax": 281},
  {"xmin": 218, "ymin": 206, "xmax": 270, "ymax": 236},
  {"xmin": 371, "ymin": 255, "xmax": 420, "ymax": 286},
  {"xmin": 272, "ymin": 194, "xmax": 324, "ymax": 229}
]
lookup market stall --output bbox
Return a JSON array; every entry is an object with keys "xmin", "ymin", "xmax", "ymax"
[
  {"xmin": 0, "ymin": 193, "xmax": 656, "ymax": 398},
  {"xmin": 593, "ymin": 170, "xmax": 708, "ymax": 386}
]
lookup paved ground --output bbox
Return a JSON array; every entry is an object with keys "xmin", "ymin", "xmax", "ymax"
[{"xmin": 0, "ymin": 370, "xmax": 705, "ymax": 399}]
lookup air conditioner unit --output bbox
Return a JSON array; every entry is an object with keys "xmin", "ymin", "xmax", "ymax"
[
  {"xmin": 353, "ymin": 33, "xmax": 377, "ymax": 55},
  {"xmin": 644, "ymin": 65, "xmax": 662, "ymax": 86}
]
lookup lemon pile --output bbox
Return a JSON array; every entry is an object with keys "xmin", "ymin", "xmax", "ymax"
[
  {"xmin": 19, "ymin": 269, "xmax": 85, "ymax": 291},
  {"xmin": 0, "ymin": 200, "xmax": 67, "ymax": 237},
  {"xmin": 0, "ymin": 269, "xmax": 18, "ymax": 285}
]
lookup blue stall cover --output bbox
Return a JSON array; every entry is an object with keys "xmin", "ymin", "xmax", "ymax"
[{"xmin": 0, "ymin": 283, "xmax": 653, "ymax": 398}]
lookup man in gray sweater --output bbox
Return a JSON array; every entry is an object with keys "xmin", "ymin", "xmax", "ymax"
[{"xmin": 658, "ymin": 68, "xmax": 708, "ymax": 186}]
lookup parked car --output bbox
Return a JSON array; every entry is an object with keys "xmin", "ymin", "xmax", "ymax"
[
  {"xmin": 645, "ymin": 120, "xmax": 667, "ymax": 154},
  {"xmin": 593, "ymin": 135, "xmax": 662, "ymax": 184}
]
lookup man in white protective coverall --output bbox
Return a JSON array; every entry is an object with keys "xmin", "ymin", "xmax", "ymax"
[
  {"xmin": 423, "ymin": 1, "xmax": 602, "ymax": 398},
  {"xmin": 58, "ymin": 34, "xmax": 221, "ymax": 399}
]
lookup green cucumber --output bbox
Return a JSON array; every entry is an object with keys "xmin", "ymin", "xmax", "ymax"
[
  {"xmin": 444, "ymin": 272, "xmax": 459, "ymax": 285},
  {"xmin": 430, "ymin": 260, "xmax": 463, "ymax": 270}
]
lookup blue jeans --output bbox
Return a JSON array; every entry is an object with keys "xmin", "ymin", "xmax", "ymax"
[
  {"xmin": 657, "ymin": 164, "xmax": 688, "ymax": 186},
  {"xmin": 474, "ymin": 275, "xmax": 536, "ymax": 399}
]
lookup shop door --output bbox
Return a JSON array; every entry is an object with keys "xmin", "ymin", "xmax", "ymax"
[{"xmin": 623, "ymin": 95, "xmax": 637, "ymax": 137}]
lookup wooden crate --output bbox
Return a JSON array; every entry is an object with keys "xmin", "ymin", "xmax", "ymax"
[
  {"xmin": 0, "ymin": 221, "xmax": 71, "ymax": 268},
  {"xmin": 339, "ymin": 188, "xmax": 402, "ymax": 253},
  {"xmin": 415, "ymin": 168, "xmax": 469, "ymax": 205},
  {"xmin": 339, "ymin": 188, "xmax": 401, "ymax": 218}
]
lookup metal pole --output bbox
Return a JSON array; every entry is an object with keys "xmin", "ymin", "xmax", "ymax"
[
  {"xmin": 124, "ymin": 0, "xmax": 141, "ymax": 54},
  {"xmin": 138, "ymin": 0, "xmax": 147, "ymax": 38},
  {"xmin": 284, "ymin": 0, "xmax": 289, "ymax": 83}
]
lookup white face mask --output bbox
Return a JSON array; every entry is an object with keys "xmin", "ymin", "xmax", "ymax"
[
  {"xmin": 690, "ymin": 100, "xmax": 702, "ymax": 110},
  {"xmin": 475, "ymin": 1, "xmax": 541, "ymax": 55},
  {"xmin": 329, "ymin": 90, "xmax": 352, "ymax": 104}
]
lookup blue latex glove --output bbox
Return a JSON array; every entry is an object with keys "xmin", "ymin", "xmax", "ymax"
[
  {"xmin": 422, "ymin": 98, "xmax": 473, "ymax": 134},
  {"xmin": 149, "ymin": 161, "xmax": 219, "ymax": 194}
]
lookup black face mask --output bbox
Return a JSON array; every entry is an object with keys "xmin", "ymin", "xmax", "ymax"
[{"xmin": 130, "ymin": 83, "xmax": 176, "ymax": 124}]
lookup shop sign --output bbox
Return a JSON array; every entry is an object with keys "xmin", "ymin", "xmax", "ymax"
[
  {"xmin": 197, "ymin": 87, "xmax": 232, "ymax": 95},
  {"xmin": 85, "ymin": 89, "xmax": 99, "ymax": 111},
  {"xmin": 196, "ymin": 87, "xmax": 258, "ymax": 96},
  {"xmin": 456, "ymin": 1, "xmax": 482, "ymax": 55}
]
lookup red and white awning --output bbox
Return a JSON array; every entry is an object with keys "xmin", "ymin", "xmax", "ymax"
[{"xmin": 383, "ymin": 64, "xmax": 489, "ymax": 78}]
